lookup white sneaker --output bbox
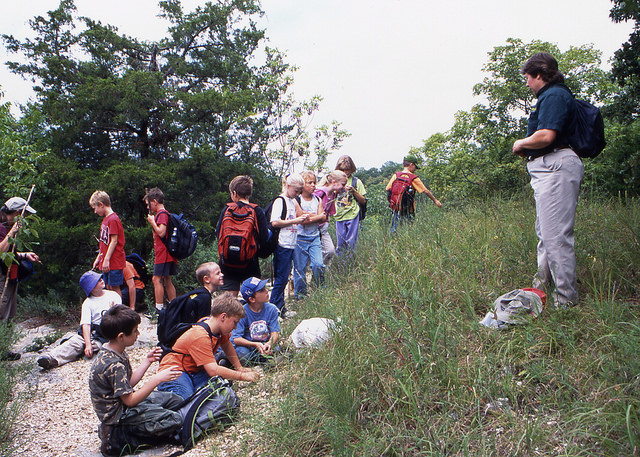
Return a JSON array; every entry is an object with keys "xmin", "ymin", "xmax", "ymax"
[{"xmin": 283, "ymin": 310, "xmax": 297, "ymax": 319}]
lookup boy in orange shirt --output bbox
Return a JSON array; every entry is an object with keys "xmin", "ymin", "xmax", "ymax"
[{"xmin": 157, "ymin": 294, "xmax": 260, "ymax": 399}]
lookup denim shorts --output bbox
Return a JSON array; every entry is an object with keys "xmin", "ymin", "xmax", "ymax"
[{"xmin": 103, "ymin": 269, "xmax": 124, "ymax": 287}]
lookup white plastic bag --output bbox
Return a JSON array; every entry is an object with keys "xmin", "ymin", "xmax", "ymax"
[{"xmin": 289, "ymin": 318, "xmax": 336, "ymax": 349}]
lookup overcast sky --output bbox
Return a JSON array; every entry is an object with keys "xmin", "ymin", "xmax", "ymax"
[{"xmin": 0, "ymin": 0, "xmax": 634, "ymax": 169}]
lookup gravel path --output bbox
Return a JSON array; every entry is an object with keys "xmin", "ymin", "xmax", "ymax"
[{"xmin": 8, "ymin": 315, "xmax": 276, "ymax": 457}]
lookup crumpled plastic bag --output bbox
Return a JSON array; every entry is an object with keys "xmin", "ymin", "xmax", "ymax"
[
  {"xmin": 479, "ymin": 288, "xmax": 545, "ymax": 330},
  {"xmin": 289, "ymin": 318, "xmax": 337, "ymax": 349}
]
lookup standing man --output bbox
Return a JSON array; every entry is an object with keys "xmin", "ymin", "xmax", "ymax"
[
  {"xmin": 144, "ymin": 188, "xmax": 177, "ymax": 311},
  {"xmin": 1, "ymin": 197, "xmax": 40, "ymax": 360},
  {"xmin": 512, "ymin": 52, "xmax": 583, "ymax": 309}
]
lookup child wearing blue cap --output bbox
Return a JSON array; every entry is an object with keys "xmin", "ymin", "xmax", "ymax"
[
  {"xmin": 37, "ymin": 270, "xmax": 121, "ymax": 369},
  {"xmin": 231, "ymin": 277, "xmax": 281, "ymax": 364}
]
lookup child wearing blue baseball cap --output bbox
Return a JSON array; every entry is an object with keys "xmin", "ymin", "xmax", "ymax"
[
  {"xmin": 231, "ymin": 277, "xmax": 281, "ymax": 364},
  {"xmin": 37, "ymin": 270, "xmax": 122, "ymax": 369}
]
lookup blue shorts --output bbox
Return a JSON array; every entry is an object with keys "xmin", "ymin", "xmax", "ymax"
[
  {"xmin": 103, "ymin": 269, "xmax": 124, "ymax": 287},
  {"xmin": 154, "ymin": 262, "xmax": 178, "ymax": 277}
]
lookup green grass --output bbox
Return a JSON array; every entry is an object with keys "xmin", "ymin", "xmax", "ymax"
[
  {"xmin": 0, "ymin": 323, "xmax": 27, "ymax": 457},
  {"xmin": 253, "ymin": 196, "xmax": 640, "ymax": 456}
]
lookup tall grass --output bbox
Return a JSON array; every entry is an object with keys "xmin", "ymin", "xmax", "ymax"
[
  {"xmin": 258, "ymin": 196, "xmax": 640, "ymax": 456},
  {"xmin": 0, "ymin": 324, "xmax": 26, "ymax": 457}
]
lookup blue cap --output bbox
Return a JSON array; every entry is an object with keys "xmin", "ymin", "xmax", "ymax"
[
  {"xmin": 80, "ymin": 271, "xmax": 103, "ymax": 297},
  {"xmin": 240, "ymin": 277, "xmax": 268, "ymax": 302}
]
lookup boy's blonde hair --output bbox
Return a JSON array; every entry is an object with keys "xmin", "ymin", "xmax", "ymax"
[
  {"xmin": 211, "ymin": 293, "xmax": 246, "ymax": 318},
  {"xmin": 196, "ymin": 262, "xmax": 219, "ymax": 286},
  {"xmin": 89, "ymin": 190, "xmax": 111, "ymax": 207}
]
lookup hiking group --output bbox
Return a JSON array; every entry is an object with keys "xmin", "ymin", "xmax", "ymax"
[{"xmin": 0, "ymin": 51, "xmax": 604, "ymax": 455}]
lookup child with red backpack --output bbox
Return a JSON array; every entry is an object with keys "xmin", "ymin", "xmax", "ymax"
[
  {"xmin": 217, "ymin": 176, "xmax": 270, "ymax": 298},
  {"xmin": 385, "ymin": 155, "xmax": 442, "ymax": 233}
]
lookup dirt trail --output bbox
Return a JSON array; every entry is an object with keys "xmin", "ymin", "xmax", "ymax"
[{"xmin": 9, "ymin": 315, "xmax": 269, "ymax": 457}]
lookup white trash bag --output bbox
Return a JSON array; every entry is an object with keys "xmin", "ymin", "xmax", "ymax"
[{"xmin": 289, "ymin": 318, "xmax": 337, "ymax": 349}]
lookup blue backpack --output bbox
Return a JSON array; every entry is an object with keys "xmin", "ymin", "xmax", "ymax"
[{"xmin": 567, "ymin": 99, "xmax": 606, "ymax": 159}]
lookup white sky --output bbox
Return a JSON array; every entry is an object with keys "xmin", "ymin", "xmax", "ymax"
[{"xmin": 0, "ymin": 0, "xmax": 634, "ymax": 169}]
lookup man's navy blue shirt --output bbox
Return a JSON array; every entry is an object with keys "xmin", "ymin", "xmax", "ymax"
[{"xmin": 526, "ymin": 83, "xmax": 575, "ymax": 158}]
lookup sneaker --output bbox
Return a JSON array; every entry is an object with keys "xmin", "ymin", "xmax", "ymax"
[
  {"xmin": 1, "ymin": 351, "xmax": 21, "ymax": 361},
  {"xmin": 37, "ymin": 355, "xmax": 58, "ymax": 369},
  {"xmin": 98, "ymin": 424, "xmax": 116, "ymax": 457}
]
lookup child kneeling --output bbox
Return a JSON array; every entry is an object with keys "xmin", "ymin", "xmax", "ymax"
[
  {"xmin": 89, "ymin": 305, "xmax": 183, "ymax": 456},
  {"xmin": 231, "ymin": 277, "xmax": 281, "ymax": 365}
]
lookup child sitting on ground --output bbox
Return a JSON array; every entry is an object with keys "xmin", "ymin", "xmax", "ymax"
[
  {"xmin": 37, "ymin": 271, "xmax": 121, "ymax": 370},
  {"xmin": 293, "ymin": 171, "xmax": 326, "ymax": 299},
  {"xmin": 89, "ymin": 305, "xmax": 183, "ymax": 456},
  {"xmin": 231, "ymin": 277, "xmax": 281, "ymax": 365},
  {"xmin": 157, "ymin": 294, "xmax": 260, "ymax": 400}
]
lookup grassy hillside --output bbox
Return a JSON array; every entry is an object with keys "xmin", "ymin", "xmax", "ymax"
[{"xmin": 257, "ymin": 196, "xmax": 640, "ymax": 456}]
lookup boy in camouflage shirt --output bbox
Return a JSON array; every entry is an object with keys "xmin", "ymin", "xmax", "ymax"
[{"xmin": 89, "ymin": 305, "xmax": 183, "ymax": 456}]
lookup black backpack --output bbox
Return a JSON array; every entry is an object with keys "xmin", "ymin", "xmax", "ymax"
[
  {"xmin": 159, "ymin": 210, "xmax": 198, "ymax": 260},
  {"xmin": 176, "ymin": 376, "xmax": 240, "ymax": 450},
  {"xmin": 567, "ymin": 99, "xmax": 606, "ymax": 159},
  {"xmin": 157, "ymin": 287, "xmax": 212, "ymax": 352},
  {"xmin": 258, "ymin": 196, "xmax": 286, "ymax": 259},
  {"xmin": 125, "ymin": 253, "xmax": 148, "ymax": 285},
  {"xmin": 352, "ymin": 176, "xmax": 367, "ymax": 220}
]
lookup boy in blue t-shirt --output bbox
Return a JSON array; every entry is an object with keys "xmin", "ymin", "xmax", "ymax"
[{"xmin": 231, "ymin": 277, "xmax": 281, "ymax": 364}]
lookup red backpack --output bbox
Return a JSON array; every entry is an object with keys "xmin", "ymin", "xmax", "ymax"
[
  {"xmin": 217, "ymin": 202, "xmax": 259, "ymax": 269},
  {"xmin": 388, "ymin": 172, "xmax": 417, "ymax": 211}
]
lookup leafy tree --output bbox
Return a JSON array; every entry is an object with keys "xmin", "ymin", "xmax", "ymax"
[
  {"xmin": 418, "ymin": 39, "xmax": 615, "ymax": 200},
  {"xmin": 3, "ymin": 0, "xmax": 344, "ymax": 171},
  {"xmin": 0, "ymin": 91, "xmax": 48, "ymax": 197},
  {"xmin": 1, "ymin": 1, "xmax": 347, "ymax": 310},
  {"xmin": 608, "ymin": 0, "xmax": 640, "ymax": 121}
]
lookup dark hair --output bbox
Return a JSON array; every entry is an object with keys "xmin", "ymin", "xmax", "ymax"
[
  {"xmin": 211, "ymin": 293, "xmax": 245, "ymax": 318},
  {"xmin": 144, "ymin": 187, "xmax": 164, "ymax": 204},
  {"xmin": 229, "ymin": 176, "xmax": 253, "ymax": 199},
  {"xmin": 100, "ymin": 305, "xmax": 141, "ymax": 340},
  {"xmin": 521, "ymin": 52, "xmax": 564, "ymax": 84},
  {"xmin": 402, "ymin": 160, "xmax": 412, "ymax": 168}
]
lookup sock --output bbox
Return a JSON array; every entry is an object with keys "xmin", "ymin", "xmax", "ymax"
[{"xmin": 155, "ymin": 303, "xmax": 164, "ymax": 311}]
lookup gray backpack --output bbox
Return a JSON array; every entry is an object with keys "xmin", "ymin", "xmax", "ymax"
[
  {"xmin": 479, "ymin": 288, "xmax": 545, "ymax": 330},
  {"xmin": 176, "ymin": 376, "xmax": 239, "ymax": 450}
]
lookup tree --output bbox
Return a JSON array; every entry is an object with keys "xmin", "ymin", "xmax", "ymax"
[
  {"xmin": 0, "ymin": 90, "xmax": 48, "ymax": 197},
  {"xmin": 418, "ymin": 39, "xmax": 615, "ymax": 200},
  {"xmin": 608, "ymin": 0, "xmax": 640, "ymax": 121},
  {"xmin": 3, "ymin": 0, "xmax": 345, "ymax": 170}
]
